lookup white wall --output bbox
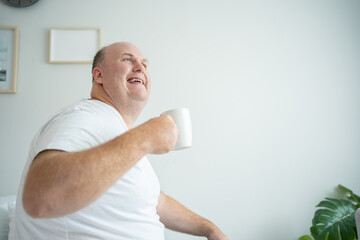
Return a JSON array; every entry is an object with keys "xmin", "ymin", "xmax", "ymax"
[{"xmin": 1, "ymin": 0, "xmax": 360, "ymax": 239}]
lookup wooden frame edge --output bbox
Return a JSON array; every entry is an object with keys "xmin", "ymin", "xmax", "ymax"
[{"xmin": 48, "ymin": 27, "xmax": 101, "ymax": 64}]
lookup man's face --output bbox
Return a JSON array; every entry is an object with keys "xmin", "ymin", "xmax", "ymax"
[{"xmin": 97, "ymin": 42, "xmax": 151, "ymax": 106}]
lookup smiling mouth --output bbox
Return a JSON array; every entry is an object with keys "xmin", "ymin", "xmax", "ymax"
[{"xmin": 127, "ymin": 78, "xmax": 144, "ymax": 84}]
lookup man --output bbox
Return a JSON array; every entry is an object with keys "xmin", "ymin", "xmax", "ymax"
[{"xmin": 14, "ymin": 42, "xmax": 227, "ymax": 240}]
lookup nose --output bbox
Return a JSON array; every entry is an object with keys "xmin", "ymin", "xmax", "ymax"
[{"xmin": 133, "ymin": 60, "xmax": 145, "ymax": 73}]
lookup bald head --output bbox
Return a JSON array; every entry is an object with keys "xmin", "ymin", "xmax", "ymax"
[
  {"xmin": 91, "ymin": 42, "xmax": 147, "ymax": 82},
  {"xmin": 104, "ymin": 42, "xmax": 147, "ymax": 65}
]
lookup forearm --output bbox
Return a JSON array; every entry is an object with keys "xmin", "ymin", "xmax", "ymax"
[
  {"xmin": 23, "ymin": 127, "xmax": 149, "ymax": 218},
  {"xmin": 157, "ymin": 193, "xmax": 225, "ymax": 238}
]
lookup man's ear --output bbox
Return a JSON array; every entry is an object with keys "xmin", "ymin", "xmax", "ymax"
[{"xmin": 92, "ymin": 67, "xmax": 103, "ymax": 84}]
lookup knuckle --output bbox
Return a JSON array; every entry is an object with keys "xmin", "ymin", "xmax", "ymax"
[{"xmin": 164, "ymin": 114, "xmax": 173, "ymax": 123}]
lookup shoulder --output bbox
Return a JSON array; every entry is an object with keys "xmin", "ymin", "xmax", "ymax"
[
  {"xmin": 50, "ymin": 100, "xmax": 126, "ymax": 136},
  {"xmin": 49, "ymin": 100, "xmax": 120, "ymax": 126},
  {"xmin": 33, "ymin": 100, "xmax": 125, "ymax": 152}
]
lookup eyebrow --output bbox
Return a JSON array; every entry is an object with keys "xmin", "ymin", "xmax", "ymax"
[{"xmin": 122, "ymin": 53, "xmax": 149, "ymax": 64}]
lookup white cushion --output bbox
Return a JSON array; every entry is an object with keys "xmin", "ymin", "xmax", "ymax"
[
  {"xmin": 7, "ymin": 201, "xmax": 16, "ymax": 240},
  {"xmin": 0, "ymin": 195, "xmax": 16, "ymax": 240}
]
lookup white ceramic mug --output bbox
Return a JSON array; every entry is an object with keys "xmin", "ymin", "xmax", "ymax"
[{"xmin": 161, "ymin": 108, "xmax": 192, "ymax": 151}]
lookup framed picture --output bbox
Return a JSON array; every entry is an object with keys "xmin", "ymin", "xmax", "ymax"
[
  {"xmin": 0, "ymin": 27, "xmax": 18, "ymax": 93},
  {"xmin": 49, "ymin": 28, "xmax": 101, "ymax": 64}
]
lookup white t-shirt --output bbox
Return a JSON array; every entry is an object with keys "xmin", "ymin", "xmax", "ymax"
[{"xmin": 13, "ymin": 100, "xmax": 165, "ymax": 240}]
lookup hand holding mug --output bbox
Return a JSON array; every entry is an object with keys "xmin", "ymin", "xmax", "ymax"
[{"xmin": 138, "ymin": 115, "xmax": 178, "ymax": 154}]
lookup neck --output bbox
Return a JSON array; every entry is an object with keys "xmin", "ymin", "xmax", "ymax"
[
  {"xmin": 117, "ymin": 101, "xmax": 145, "ymax": 128},
  {"xmin": 90, "ymin": 85, "xmax": 146, "ymax": 129}
]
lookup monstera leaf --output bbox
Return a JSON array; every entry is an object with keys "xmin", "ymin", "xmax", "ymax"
[
  {"xmin": 310, "ymin": 197, "xmax": 358, "ymax": 240},
  {"xmin": 338, "ymin": 185, "xmax": 360, "ymax": 206},
  {"xmin": 299, "ymin": 235, "xmax": 315, "ymax": 240}
]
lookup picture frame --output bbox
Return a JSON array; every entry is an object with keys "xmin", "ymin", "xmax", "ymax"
[
  {"xmin": 49, "ymin": 28, "xmax": 101, "ymax": 64},
  {"xmin": 0, "ymin": 27, "xmax": 18, "ymax": 93}
]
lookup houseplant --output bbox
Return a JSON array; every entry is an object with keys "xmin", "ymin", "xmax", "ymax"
[{"xmin": 299, "ymin": 185, "xmax": 360, "ymax": 240}]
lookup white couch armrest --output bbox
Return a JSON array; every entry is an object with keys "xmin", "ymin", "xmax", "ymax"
[{"xmin": 0, "ymin": 195, "xmax": 16, "ymax": 240}]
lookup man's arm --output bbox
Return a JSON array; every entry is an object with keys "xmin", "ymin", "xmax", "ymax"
[
  {"xmin": 157, "ymin": 192, "xmax": 228, "ymax": 240},
  {"xmin": 22, "ymin": 115, "xmax": 177, "ymax": 218}
]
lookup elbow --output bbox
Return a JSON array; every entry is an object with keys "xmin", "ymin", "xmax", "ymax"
[{"xmin": 22, "ymin": 192, "xmax": 53, "ymax": 218}]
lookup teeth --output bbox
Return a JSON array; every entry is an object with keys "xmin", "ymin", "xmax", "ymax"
[{"xmin": 128, "ymin": 78, "xmax": 143, "ymax": 84}]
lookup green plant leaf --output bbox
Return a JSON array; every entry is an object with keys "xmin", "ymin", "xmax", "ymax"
[
  {"xmin": 338, "ymin": 185, "xmax": 360, "ymax": 205},
  {"xmin": 299, "ymin": 235, "xmax": 314, "ymax": 240},
  {"xmin": 310, "ymin": 198, "xmax": 357, "ymax": 240}
]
